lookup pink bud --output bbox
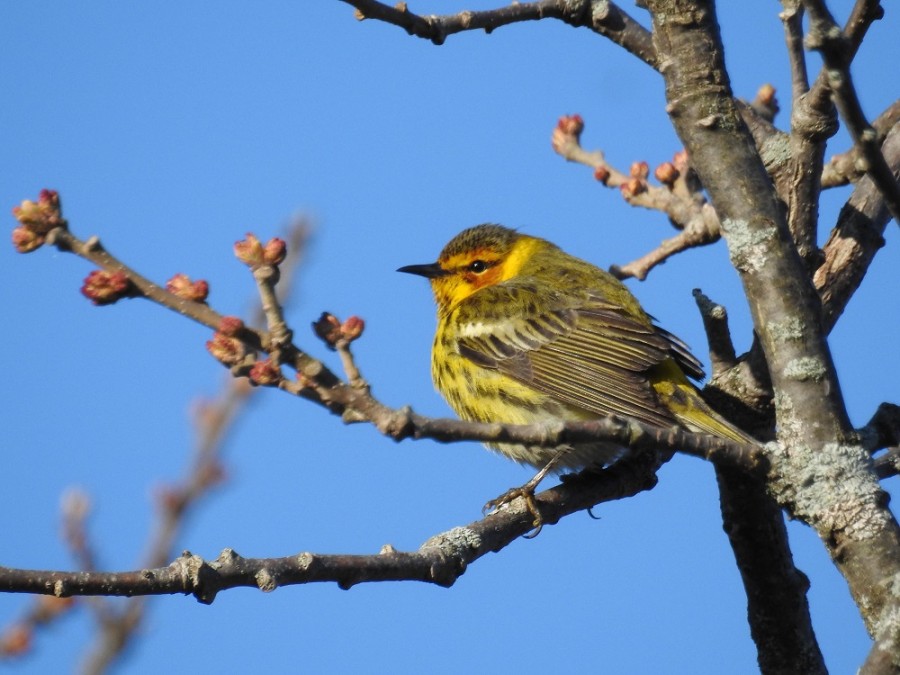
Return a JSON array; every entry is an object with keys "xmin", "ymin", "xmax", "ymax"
[
  {"xmin": 620, "ymin": 178, "xmax": 647, "ymax": 198},
  {"xmin": 654, "ymin": 161, "xmax": 680, "ymax": 186},
  {"xmin": 166, "ymin": 273, "xmax": 209, "ymax": 302},
  {"xmin": 629, "ymin": 161, "xmax": 649, "ymax": 179},
  {"xmin": 341, "ymin": 316, "xmax": 365, "ymax": 342},
  {"xmin": 80, "ymin": 270, "xmax": 131, "ymax": 305},
  {"xmin": 206, "ymin": 331, "xmax": 248, "ymax": 365},
  {"xmin": 593, "ymin": 166, "xmax": 610, "ymax": 185},
  {"xmin": 217, "ymin": 316, "xmax": 245, "ymax": 337},
  {"xmin": 234, "ymin": 233, "xmax": 265, "ymax": 267},
  {"xmin": 263, "ymin": 237, "xmax": 287, "ymax": 266},
  {"xmin": 11, "ymin": 225, "xmax": 44, "ymax": 253},
  {"xmin": 249, "ymin": 357, "xmax": 282, "ymax": 385}
]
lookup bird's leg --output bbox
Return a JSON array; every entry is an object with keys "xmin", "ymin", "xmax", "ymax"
[{"xmin": 484, "ymin": 446, "xmax": 573, "ymax": 537}]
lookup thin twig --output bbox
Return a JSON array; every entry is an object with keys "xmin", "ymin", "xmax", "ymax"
[
  {"xmin": 551, "ymin": 116, "xmax": 723, "ymax": 279},
  {"xmin": 780, "ymin": 1, "xmax": 809, "ymax": 101},
  {"xmin": 822, "ymin": 100, "xmax": 900, "ymax": 188}
]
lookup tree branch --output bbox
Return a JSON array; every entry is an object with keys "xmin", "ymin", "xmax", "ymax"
[
  {"xmin": 803, "ymin": 0, "xmax": 900, "ymax": 223},
  {"xmin": 645, "ymin": 0, "xmax": 900, "ymax": 659},
  {"xmin": 822, "ymin": 100, "xmax": 900, "ymax": 188},
  {"xmin": 551, "ymin": 116, "xmax": 724, "ymax": 279},
  {"xmin": 341, "ymin": 0, "xmax": 658, "ymax": 65},
  {"xmin": 0, "ymin": 451, "xmax": 666, "ymax": 601},
  {"xmin": 78, "ymin": 223, "xmax": 311, "ymax": 675},
  {"xmin": 10, "ymin": 197, "xmax": 762, "ymax": 474},
  {"xmin": 815, "ymin": 120, "xmax": 900, "ymax": 332}
]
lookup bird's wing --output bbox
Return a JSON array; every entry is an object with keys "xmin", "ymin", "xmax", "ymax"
[{"xmin": 454, "ymin": 285, "xmax": 704, "ymax": 429}]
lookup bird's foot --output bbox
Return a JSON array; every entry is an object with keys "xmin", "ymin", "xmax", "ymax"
[{"xmin": 483, "ymin": 446, "xmax": 572, "ymax": 538}]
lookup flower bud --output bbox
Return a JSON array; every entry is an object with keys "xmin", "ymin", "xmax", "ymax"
[
  {"xmin": 756, "ymin": 83, "xmax": 776, "ymax": 106},
  {"xmin": 197, "ymin": 459, "xmax": 227, "ymax": 489},
  {"xmin": 156, "ymin": 485, "xmax": 188, "ymax": 516},
  {"xmin": 312, "ymin": 312, "xmax": 343, "ymax": 349},
  {"xmin": 0, "ymin": 624, "xmax": 32, "ymax": 656},
  {"xmin": 654, "ymin": 161, "xmax": 680, "ymax": 186},
  {"xmin": 35, "ymin": 596, "xmax": 75, "ymax": 621},
  {"xmin": 249, "ymin": 357, "xmax": 282, "ymax": 385},
  {"xmin": 629, "ymin": 161, "xmax": 649, "ymax": 179},
  {"xmin": 80, "ymin": 270, "xmax": 131, "ymax": 305},
  {"xmin": 673, "ymin": 150, "xmax": 689, "ymax": 172},
  {"xmin": 217, "ymin": 316, "xmax": 245, "ymax": 337},
  {"xmin": 263, "ymin": 237, "xmax": 287, "ymax": 265},
  {"xmin": 556, "ymin": 114, "xmax": 584, "ymax": 137},
  {"xmin": 166, "ymin": 273, "xmax": 209, "ymax": 302},
  {"xmin": 340, "ymin": 316, "xmax": 365, "ymax": 342},
  {"xmin": 593, "ymin": 166, "xmax": 611, "ymax": 185},
  {"xmin": 234, "ymin": 233, "xmax": 265, "ymax": 267},
  {"xmin": 234, "ymin": 233, "xmax": 287, "ymax": 268},
  {"xmin": 12, "ymin": 189, "xmax": 64, "ymax": 233},
  {"xmin": 206, "ymin": 331, "xmax": 248, "ymax": 365},
  {"xmin": 11, "ymin": 225, "xmax": 44, "ymax": 253},
  {"xmin": 620, "ymin": 177, "xmax": 647, "ymax": 198}
]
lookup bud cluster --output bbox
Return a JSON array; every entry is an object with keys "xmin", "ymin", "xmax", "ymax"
[
  {"xmin": 206, "ymin": 317, "xmax": 250, "ymax": 366},
  {"xmin": 233, "ymin": 233, "xmax": 286, "ymax": 269},
  {"xmin": 551, "ymin": 114, "xmax": 584, "ymax": 153},
  {"xmin": 11, "ymin": 189, "xmax": 66, "ymax": 253},
  {"xmin": 249, "ymin": 357, "xmax": 282, "ymax": 385},
  {"xmin": 166, "ymin": 273, "xmax": 210, "ymax": 302},
  {"xmin": 312, "ymin": 312, "xmax": 365, "ymax": 350},
  {"xmin": 81, "ymin": 270, "xmax": 132, "ymax": 305}
]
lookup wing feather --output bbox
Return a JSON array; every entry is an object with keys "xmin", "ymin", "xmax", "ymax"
[{"xmin": 454, "ymin": 284, "xmax": 704, "ymax": 429}]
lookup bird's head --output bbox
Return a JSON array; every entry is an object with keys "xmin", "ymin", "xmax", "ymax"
[{"xmin": 398, "ymin": 224, "xmax": 544, "ymax": 312}]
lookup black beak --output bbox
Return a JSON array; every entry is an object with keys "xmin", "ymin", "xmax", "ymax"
[{"xmin": 397, "ymin": 262, "xmax": 448, "ymax": 279}]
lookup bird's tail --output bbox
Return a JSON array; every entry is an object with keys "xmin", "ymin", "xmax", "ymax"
[{"xmin": 651, "ymin": 361, "xmax": 757, "ymax": 445}]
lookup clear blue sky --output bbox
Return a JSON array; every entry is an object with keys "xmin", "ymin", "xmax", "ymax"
[{"xmin": 2, "ymin": 2, "xmax": 898, "ymax": 673}]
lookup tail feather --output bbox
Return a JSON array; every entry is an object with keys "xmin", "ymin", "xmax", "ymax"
[{"xmin": 650, "ymin": 362, "xmax": 757, "ymax": 445}]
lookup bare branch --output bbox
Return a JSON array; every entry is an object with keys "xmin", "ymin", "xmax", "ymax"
[
  {"xmin": 822, "ymin": 100, "xmax": 900, "ymax": 188},
  {"xmin": 780, "ymin": 1, "xmax": 809, "ymax": 101},
  {"xmin": 803, "ymin": 0, "xmax": 900, "ymax": 223},
  {"xmin": 860, "ymin": 403, "xmax": 900, "ymax": 454},
  {"xmin": 874, "ymin": 448, "xmax": 900, "ymax": 480},
  {"xmin": 781, "ymin": 0, "xmax": 884, "ymax": 269},
  {"xmin": 551, "ymin": 116, "xmax": 723, "ymax": 279},
  {"xmin": 691, "ymin": 289, "xmax": 737, "ymax": 376},
  {"xmin": 714, "ymin": 466, "xmax": 827, "ymax": 674},
  {"xmin": 815, "ymin": 121, "xmax": 900, "ymax": 331},
  {"xmin": 342, "ymin": 0, "xmax": 658, "ymax": 66},
  {"xmin": 79, "ymin": 223, "xmax": 310, "ymax": 675},
  {"xmin": 0, "ymin": 451, "xmax": 667, "ymax": 601},
  {"xmin": 645, "ymin": 0, "xmax": 900, "ymax": 649}
]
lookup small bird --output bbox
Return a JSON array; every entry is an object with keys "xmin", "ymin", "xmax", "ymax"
[{"xmin": 399, "ymin": 224, "xmax": 752, "ymax": 518}]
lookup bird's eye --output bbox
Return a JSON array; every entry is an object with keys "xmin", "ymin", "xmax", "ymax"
[{"xmin": 468, "ymin": 260, "xmax": 488, "ymax": 273}]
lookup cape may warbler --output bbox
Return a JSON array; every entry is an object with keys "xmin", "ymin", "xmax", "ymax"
[{"xmin": 399, "ymin": 224, "xmax": 752, "ymax": 475}]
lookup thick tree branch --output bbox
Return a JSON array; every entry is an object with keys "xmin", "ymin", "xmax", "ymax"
[
  {"xmin": 861, "ymin": 403, "xmax": 900, "ymax": 455},
  {"xmin": 781, "ymin": 0, "xmax": 884, "ymax": 268},
  {"xmin": 874, "ymin": 448, "xmax": 900, "ymax": 480},
  {"xmin": 714, "ymin": 466, "xmax": 826, "ymax": 674},
  {"xmin": 646, "ymin": 0, "xmax": 900, "ymax": 659},
  {"xmin": 815, "ymin": 120, "xmax": 899, "ymax": 331},
  {"xmin": 342, "ymin": 0, "xmax": 657, "ymax": 66}
]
